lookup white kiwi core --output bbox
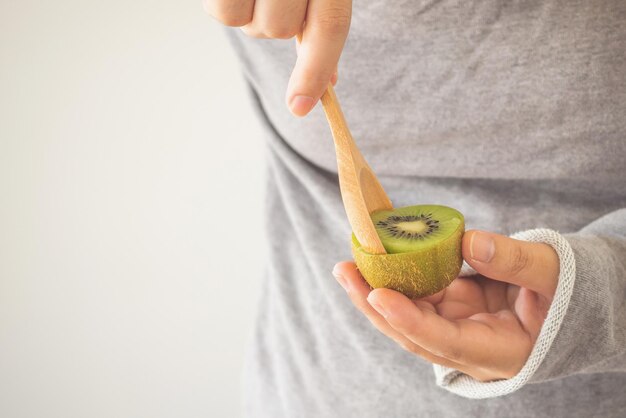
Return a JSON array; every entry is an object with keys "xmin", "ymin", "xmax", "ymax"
[{"xmin": 395, "ymin": 220, "xmax": 428, "ymax": 234}]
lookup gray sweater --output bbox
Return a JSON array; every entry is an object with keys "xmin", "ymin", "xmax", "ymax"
[{"xmin": 226, "ymin": 1, "xmax": 626, "ymax": 416}]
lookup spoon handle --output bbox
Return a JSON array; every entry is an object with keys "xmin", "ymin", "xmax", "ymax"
[{"xmin": 320, "ymin": 85, "xmax": 392, "ymax": 254}]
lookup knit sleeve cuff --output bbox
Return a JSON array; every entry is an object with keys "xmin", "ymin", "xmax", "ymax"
[{"xmin": 432, "ymin": 228, "xmax": 577, "ymax": 399}]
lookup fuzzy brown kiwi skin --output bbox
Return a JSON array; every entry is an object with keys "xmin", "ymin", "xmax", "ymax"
[{"xmin": 351, "ymin": 218, "xmax": 464, "ymax": 299}]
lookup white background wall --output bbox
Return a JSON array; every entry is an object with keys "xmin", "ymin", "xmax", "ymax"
[{"xmin": 0, "ymin": 2, "xmax": 265, "ymax": 417}]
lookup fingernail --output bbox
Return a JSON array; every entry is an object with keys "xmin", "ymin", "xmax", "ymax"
[
  {"xmin": 470, "ymin": 231, "xmax": 495, "ymax": 263},
  {"xmin": 367, "ymin": 294, "xmax": 388, "ymax": 318},
  {"xmin": 289, "ymin": 95, "xmax": 315, "ymax": 116},
  {"xmin": 332, "ymin": 266, "xmax": 349, "ymax": 292}
]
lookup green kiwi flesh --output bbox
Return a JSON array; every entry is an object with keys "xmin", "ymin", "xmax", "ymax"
[{"xmin": 351, "ymin": 204, "xmax": 464, "ymax": 299}]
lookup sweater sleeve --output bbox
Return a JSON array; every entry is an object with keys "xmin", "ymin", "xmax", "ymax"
[{"xmin": 433, "ymin": 208, "xmax": 626, "ymax": 399}]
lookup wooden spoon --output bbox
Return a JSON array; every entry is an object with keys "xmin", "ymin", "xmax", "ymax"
[
  {"xmin": 294, "ymin": 34, "xmax": 392, "ymax": 254},
  {"xmin": 319, "ymin": 85, "xmax": 393, "ymax": 254}
]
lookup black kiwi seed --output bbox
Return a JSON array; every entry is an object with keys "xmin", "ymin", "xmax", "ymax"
[{"xmin": 376, "ymin": 214, "xmax": 440, "ymax": 240}]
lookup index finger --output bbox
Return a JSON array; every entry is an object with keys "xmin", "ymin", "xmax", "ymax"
[{"xmin": 287, "ymin": 0, "xmax": 352, "ymax": 116}]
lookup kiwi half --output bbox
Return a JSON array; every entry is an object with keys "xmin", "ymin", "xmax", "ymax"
[{"xmin": 351, "ymin": 204, "xmax": 464, "ymax": 299}]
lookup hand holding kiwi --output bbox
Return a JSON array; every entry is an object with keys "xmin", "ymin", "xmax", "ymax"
[
  {"xmin": 335, "ymin": 230, "xmax": 560, "ymax": 382},
  {"xmin": 351, "ymin": 204, "xmax": 464, "ymax": 299}
]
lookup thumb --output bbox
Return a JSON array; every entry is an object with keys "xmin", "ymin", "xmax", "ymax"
[
  {"xmin": 462, "ymin": 230, "xmax": 560, "ymax": 297},
  {"xmin": 287, "ymin": 0, "xmax": 351, "ymax": 116}
]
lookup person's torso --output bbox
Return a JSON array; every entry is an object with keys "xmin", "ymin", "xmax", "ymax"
[{"xmin": 228, "ymin": 1, "xmax": 626, "ymax": 416}]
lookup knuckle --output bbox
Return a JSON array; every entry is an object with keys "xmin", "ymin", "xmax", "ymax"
[
  {"xmin": 508, "ymin": 245, "xmax": 531, "ymax": 277},
  {"xmin": 221, "ymin": 14, "xmax": 252, "ymax": 27},
  {"xmin": 264, "ymin": 25, "xmax": 299, "ymax": 40},
  {"xmin": 312, "ymin": 7, "xmax": 351, "ymax": 35},
  {"xmin": 240, "ymin": 25, "xmax": 266, "ymax": 39},
  {"xmin": 206, "ymin": 2, "xmax": 252, "ymax": 27}
]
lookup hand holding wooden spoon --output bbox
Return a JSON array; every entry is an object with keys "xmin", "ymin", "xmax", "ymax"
[{"xmin": 204, "ymin": 0, "xmax": 352, "ymax": 116}]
